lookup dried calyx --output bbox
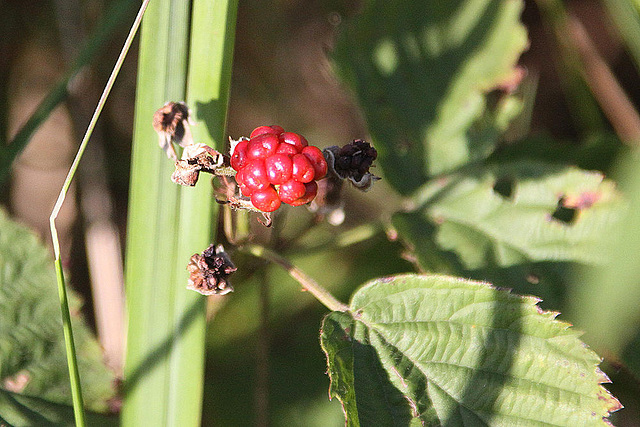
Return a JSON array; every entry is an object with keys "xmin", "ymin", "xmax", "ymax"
[
  {"xmin": 153, "ymin": 101, "xmax": 227, "ymax": 186},
  {"xmin": 153, "ymin": 101, "xmax": 193, "ymax": 160},
  {"xmin": 187, "ymin": 244, "xmax": 236, "ymax": 296},
  {"xmin": 171, "ymin": 143, "xmax": 225, "ymax": 186}
]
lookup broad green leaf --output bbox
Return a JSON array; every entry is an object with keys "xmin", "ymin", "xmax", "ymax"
[
  {"xmin": 0, "ymin": 209, "xmax": 115, "ymax": 412},
  {"xmin": 0, "ymin": 388, "xmax": 117, "ymax": 427},
  {"xmin": 489, "ymin": 134, "xmax": 626, "ymax": 175},
  {"xmin": 333, "ymin": 0, "xmax": 528, "ymax": 193},
  {"xmin": 393, "ymin": 161, "xmax": 624, "ymax": 272},
  {"xmin": 391, "ymin": 206, "xmax": 574, "ymax": 311},
  {"xmin": 321, "ymin": 274, "xmax": 621, "ymax": 426}
]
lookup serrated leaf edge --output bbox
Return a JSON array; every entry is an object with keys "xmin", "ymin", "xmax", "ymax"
[{"xmin": 350, "ymin": 274, "xmax": 622, "ymax": 421}]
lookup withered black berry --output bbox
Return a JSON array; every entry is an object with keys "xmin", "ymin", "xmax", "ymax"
[
  {"xmin": 334, "ymin": 139, "xmax": 378, "ymax": 182},
  {"xmin": 187, "ymin": 244, "xmax": 236, "ymax": 295}
]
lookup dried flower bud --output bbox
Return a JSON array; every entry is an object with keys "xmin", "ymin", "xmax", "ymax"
[
  {"xmin": 171, "ymin": 143, "xmax": 224, "ymax": 186},
  {"xmin": 172, "ymin": 161, "xmax": 200, "ymax": 186},
  {"xmin": 187, "ymin": 244, "xmax": 236, "ymax": 296},
  {"xmin": 153, "ymin": 101, "xmax": 194, "ymax": 160},
  {"xmin": 323, "ymin": 139, "xmax": 380, "ymax": 191}
]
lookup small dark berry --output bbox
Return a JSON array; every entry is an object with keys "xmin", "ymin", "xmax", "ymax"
[{"xmin": 333, "ymin": 139, "xmax": 377, "ymax": 182}]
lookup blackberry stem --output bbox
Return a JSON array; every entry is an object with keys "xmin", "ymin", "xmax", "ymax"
[{"xmin": 240, "ymin": 244, "xmax": 349, "ymax": 312}]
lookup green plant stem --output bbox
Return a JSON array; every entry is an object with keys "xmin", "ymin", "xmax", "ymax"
[
  {"xmin": 48, "ymin": 1, "xmax": 150, "ymax": 425},
  {"xmin": 52, "ymin": 262, "xmax": 85, "ymax": 427},
  {"xmin": 240, "ymin": 244, "xmax": 349, "ymax": 312}
]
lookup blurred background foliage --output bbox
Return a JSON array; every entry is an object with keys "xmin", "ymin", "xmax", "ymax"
[{"xmin": 2, "ymin": 0, "xmax": 640, "ymax": 425}]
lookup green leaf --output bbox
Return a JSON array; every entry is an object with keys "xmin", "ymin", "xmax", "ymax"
[
  {"xmin": 393, "ymin": 161, "xmax": 624, "ymax": 271},
  {"xmin": 0, "ymin": 388, "xmax": 117, "ymax": 427},
  {"xmin": 0, "ymin": 209, "xmax": 115, "ymax": 412},
  {"xmin": 333, "ymin": 0, "xmax": 528, "ymax": 193},
  {"xmin": 489, "ymin": 133, "xmax": 626, "ymax": 175},
  {"xmin": 321, "ymin": 311, "xmax": 423, "ymax": 427},
  {"xmin": 321, "ymin": 274, "xmax": 621, "ymax": 426}
]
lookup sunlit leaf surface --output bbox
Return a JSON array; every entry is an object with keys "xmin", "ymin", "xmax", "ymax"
[{"xmin": 321, "ymin": 274, "xmax": 621, "ymax": 426}]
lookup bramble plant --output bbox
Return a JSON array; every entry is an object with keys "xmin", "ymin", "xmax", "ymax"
[{"xmin": 3, "ymin": 0, "xmax": 640, "ymax": 426}]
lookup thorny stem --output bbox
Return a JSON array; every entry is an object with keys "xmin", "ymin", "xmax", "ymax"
[
  {"xmin": 240, "ymin": 244, "xmax": 350, "ymax": 313},
  {"xmin": 48, "ymin": 1, "xmax": 151, "ymax": 425}
]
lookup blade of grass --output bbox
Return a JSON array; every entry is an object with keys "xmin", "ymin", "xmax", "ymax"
[
  {"xmin": 167, "ymin": 0, "xmax": 239, "ymax": 424},
  {"xmin": 121, "ymin": 0, "xmax": 192, "ymax": 425},
  {"xmin": 121, "ymin": 0, "xmax": 239, "ymax": 425},
  {"xmin": 0, "ymin": 0, "xmax": 140, "ymax": 182},
  {"xmin": 48, "ymin": 1, "xmax": 151, "ymax": 425}
]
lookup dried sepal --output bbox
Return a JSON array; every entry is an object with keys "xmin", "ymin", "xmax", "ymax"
[
  {"xmin": 187, "ymin": 244, "xmax": 236, "ymax": 296},
  {"xmin": 257, "ymin": 212, "xmax": 273, "ymax": 227},
  {"xmin": 215, "ymin": 195, "xmax": 273, "ymax": 227},
  {"xmin": 172, "ymin": 161, "xmax": 200, "ymax": 186},
  {"xmin": 229, "ymin": 135, "xmax": 249, "ymax": 156},
  {"xmin": 153, "ymin": 101, "xmax": 194, "ymax": 160},
  {"xmin": 213, "ymin": 169, "xmax": 273, "ymax": 227}
]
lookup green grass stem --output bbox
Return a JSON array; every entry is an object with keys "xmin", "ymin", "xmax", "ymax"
[{"xmin": 48, "ymin": 2, "xmax": 151, "ymax": 425}]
